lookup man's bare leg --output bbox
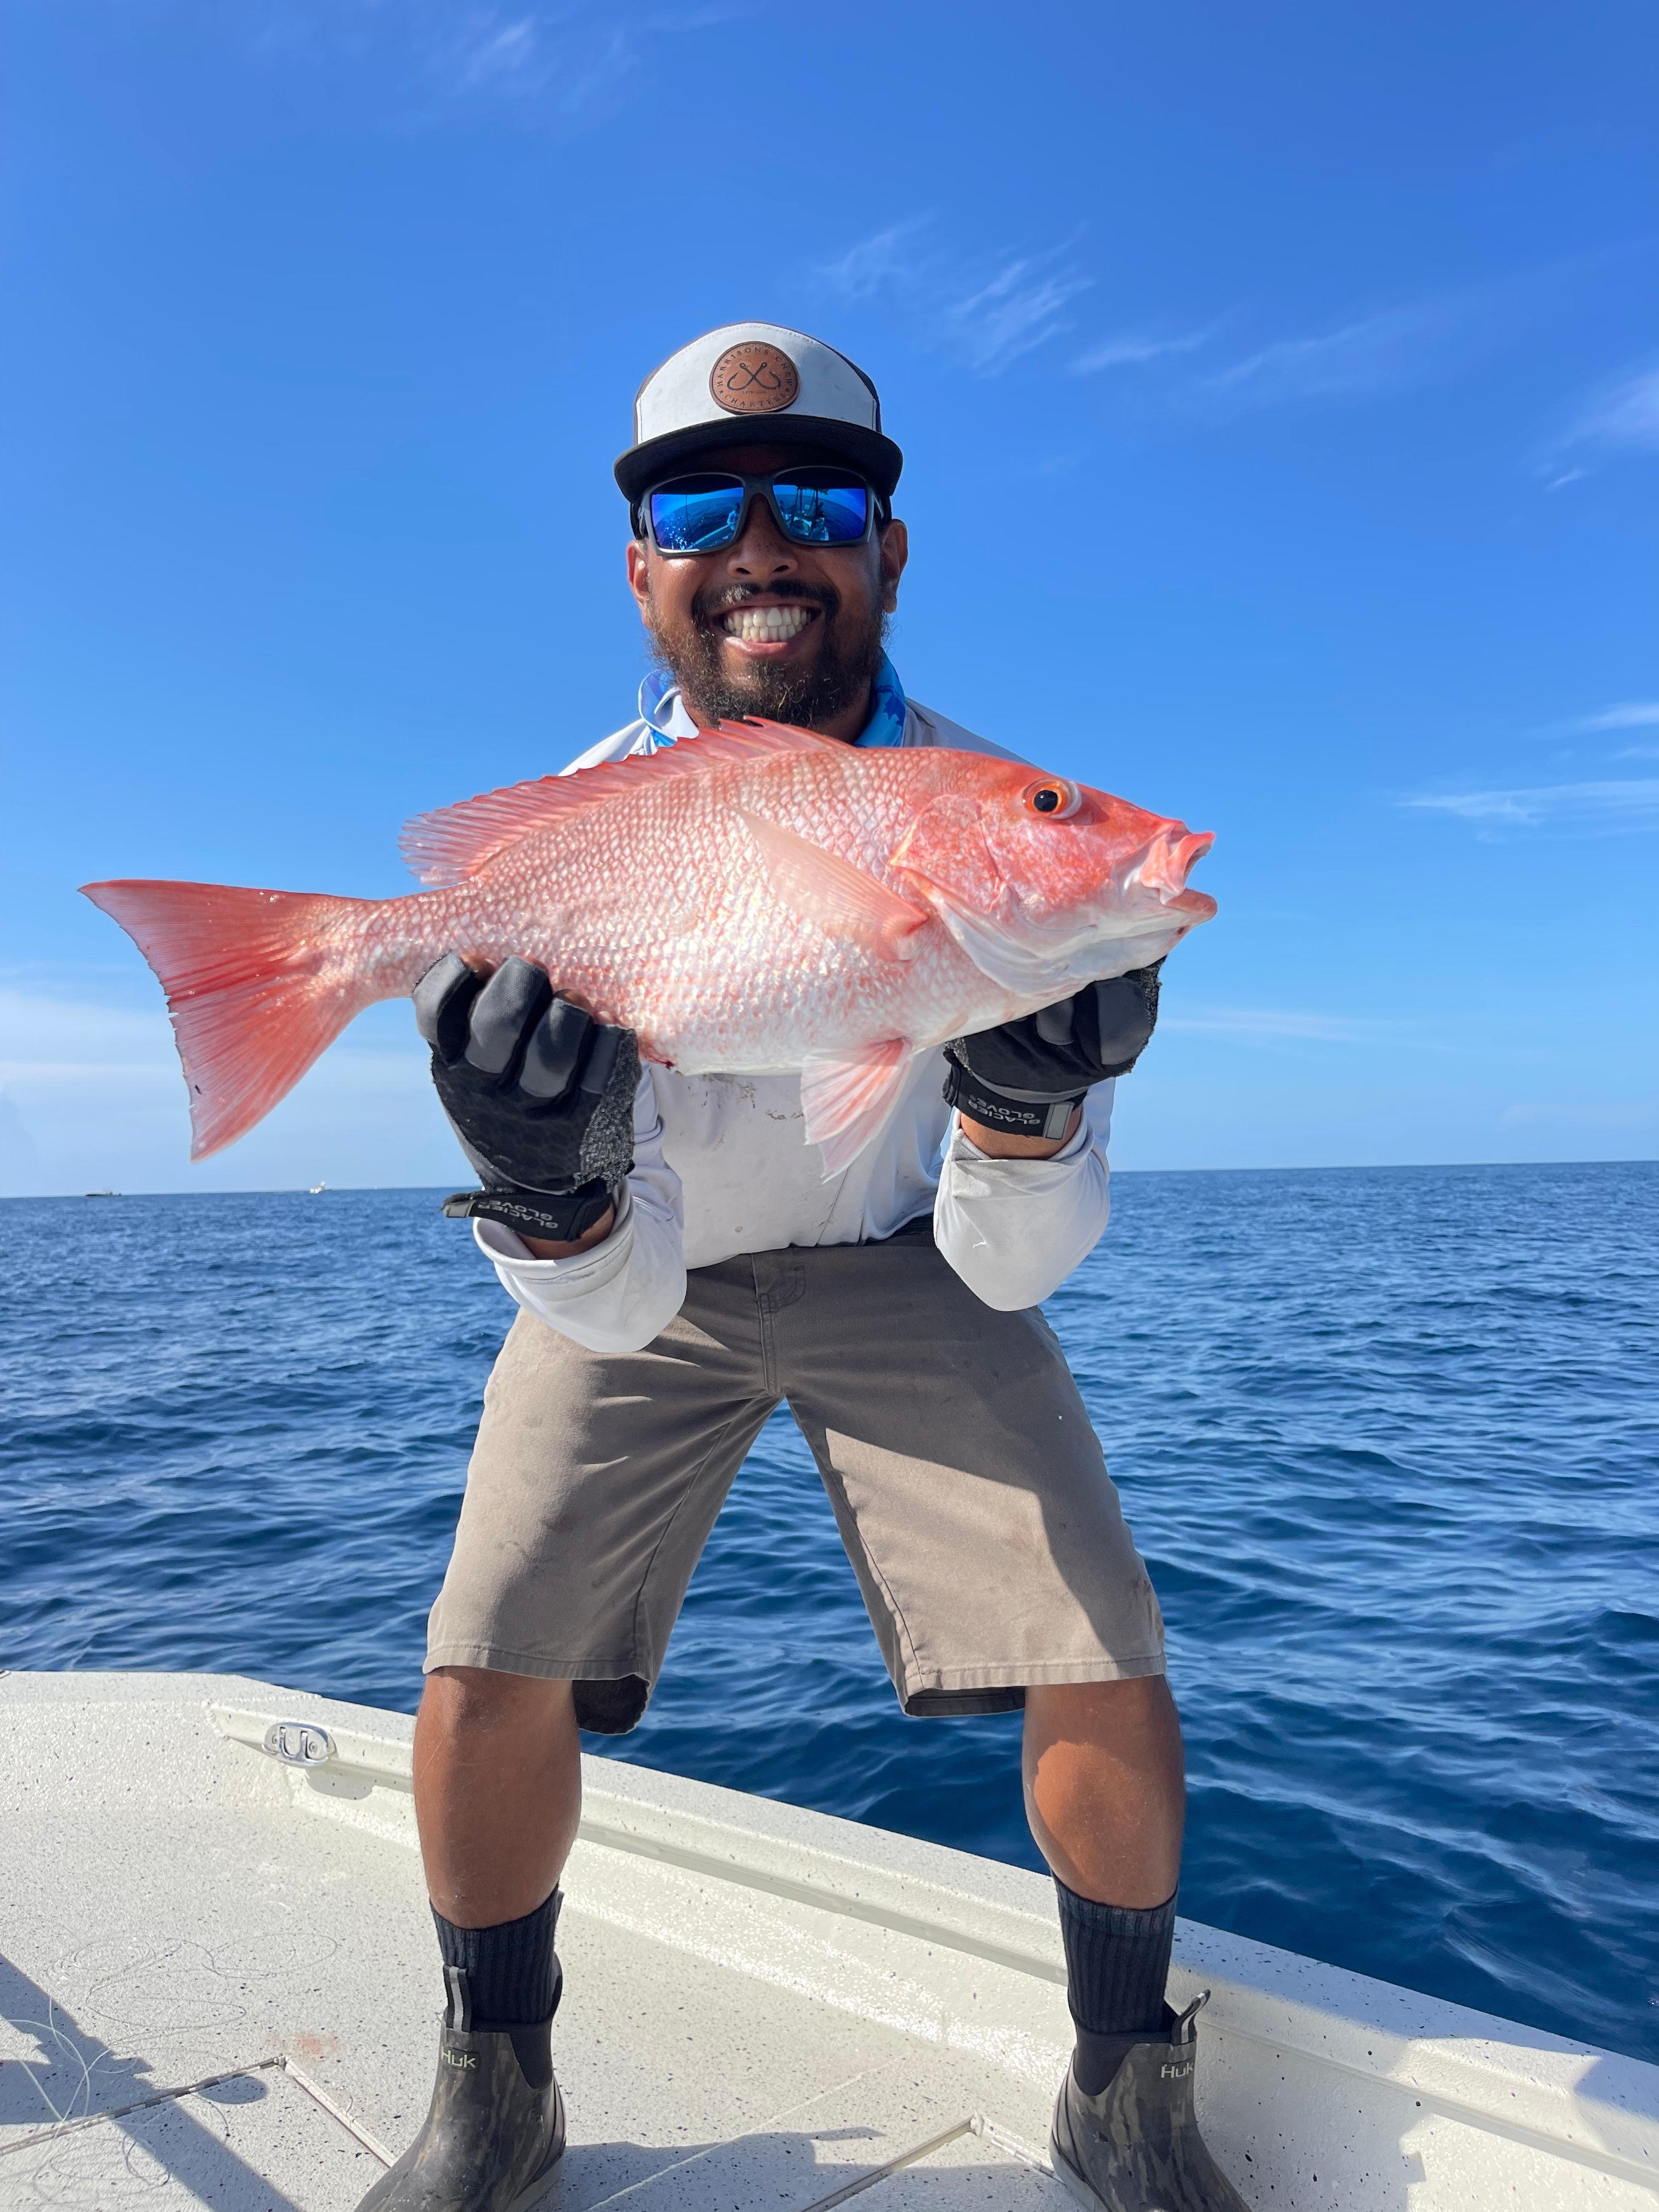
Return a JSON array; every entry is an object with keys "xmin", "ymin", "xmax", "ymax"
[
  {"xmin": 414, "ymin": 1666, "xmax": 583, "ymax": 1925},
  {"xmin": 358, "ymin": 1669, "xmax": 579, "ymax": 2210},
  {"xmin": 415, "ymin": 1668, "xmax": 1181, "ymax": 1923},
  {"xmin": 1024, "ymin": 1678, "xmax": 1249, "ymax": 2205},
  {"xmin": 1023, "ymin": 1676, "xmax": 1186, "ymax": 1905}
]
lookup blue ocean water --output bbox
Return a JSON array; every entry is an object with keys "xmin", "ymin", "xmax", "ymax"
[{"xmin": 3, "ymin": 1165, "xmax": 1655, "ymax": 2061}]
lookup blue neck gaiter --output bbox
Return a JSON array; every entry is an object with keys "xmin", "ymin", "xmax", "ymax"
[
  {"xmin": 639, "ymin": 654, "xmax": 908, "ymax": 748},
  {"xmin": 854, "ymin": 653, "xmax": 908, "ymax": 748}
]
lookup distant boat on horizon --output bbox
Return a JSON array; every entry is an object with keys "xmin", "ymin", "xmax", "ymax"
[
  {"xmin": 84, "ymin": 1189, "xmax": 119, "ymax": 1198},
  {"xmin": 308, "ymin": 1182, "xmax": 328, "ymax": 1194}
]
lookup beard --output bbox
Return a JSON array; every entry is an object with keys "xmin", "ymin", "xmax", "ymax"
[{"xmin": 644, "ymin": 577, "xmax": 889, "ymax": 731}]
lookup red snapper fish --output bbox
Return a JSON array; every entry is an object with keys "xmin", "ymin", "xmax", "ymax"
[{"xmin": 82, "ymin": 720, "xmax": 1216, "ymax": 1176}]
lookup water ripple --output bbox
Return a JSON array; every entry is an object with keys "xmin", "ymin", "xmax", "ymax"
[{"xmin": 1, "ymin": 1162, "xmax": 1654, "ymax": 2059}]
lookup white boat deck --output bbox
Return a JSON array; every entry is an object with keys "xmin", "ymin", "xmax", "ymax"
[{"xmin": 2, "ymin": 1672, "xmax": 1654, "ymax": 2210}]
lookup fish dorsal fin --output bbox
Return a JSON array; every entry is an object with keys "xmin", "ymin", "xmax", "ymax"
[{"xmin": 399, "ymin": 718, "xmax": 835, "ymax": 888}]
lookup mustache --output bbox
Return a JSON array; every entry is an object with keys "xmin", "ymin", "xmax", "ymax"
[{"xmin": 691, "ymin": 579, "xmax": 839, "ymax": 628}]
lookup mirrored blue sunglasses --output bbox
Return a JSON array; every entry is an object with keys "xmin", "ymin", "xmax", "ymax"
[{"xmin": 643, "ymin": 467, "xmax": 876, "ymax": 555}]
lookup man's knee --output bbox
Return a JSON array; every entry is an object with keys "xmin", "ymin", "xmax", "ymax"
[
  {"xmin": 420, "ymin": 1666, "xmax": 574, "ymax": 1739},
  {"xmin": 1025, "ymin": 1673, "xmax": 1183, "ymax": 1758}
]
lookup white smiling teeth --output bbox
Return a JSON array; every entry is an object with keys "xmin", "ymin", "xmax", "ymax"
[{"xmin": 724, "ymin": 605, "xmax": 812, "ymax": 641}]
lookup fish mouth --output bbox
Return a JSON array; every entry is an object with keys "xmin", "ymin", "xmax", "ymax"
[
  {"xmin": 1134, "ymin": 827, "xmax": 1216, "ymax": 916},
  {"xmin": 909, "ymin": 814, "xmax": 1218, "ymax": 1002}
]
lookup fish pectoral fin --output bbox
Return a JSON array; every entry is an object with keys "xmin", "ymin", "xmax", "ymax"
[
  {"xmin": 738, "ymin": 812, "xmax": 929, "ymax": 963},
  {"xmin": 800, "ymin": 1040, "xmax": 916, "ymax": 1180}
]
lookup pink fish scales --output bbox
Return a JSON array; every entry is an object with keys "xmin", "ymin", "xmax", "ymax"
[{"xmin": 83, "ymin": 719, "xmax": 1216, "ymax": 1174}]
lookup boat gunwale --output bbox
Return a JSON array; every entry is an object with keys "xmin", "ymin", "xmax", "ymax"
[
  {"xmin": 3, "ymin": 1672, "xmax": 1652, "ymax": 2196},
  {"xmin": 198, "ymin": 1686, "xmax": 1658, "ymax": 2185}
]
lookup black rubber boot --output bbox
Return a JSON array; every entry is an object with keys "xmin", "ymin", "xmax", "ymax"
[
  {"xmin": 355, "ymin": 1965, "xmax": 566, "ymax": 2212},
  {"xmin": 1049, "ymin": 1993, "xmax": 1248, "ymax": 2211}
]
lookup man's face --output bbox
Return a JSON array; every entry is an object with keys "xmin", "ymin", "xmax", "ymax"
[{"xmin": 625, "ymin": 442, "xmax": 909, "ymax": 742}]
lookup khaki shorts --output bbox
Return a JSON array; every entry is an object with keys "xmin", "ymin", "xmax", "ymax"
[{"xmin": 426, "ymin": 1227, "xmax": 1165, "ymax": 1733}]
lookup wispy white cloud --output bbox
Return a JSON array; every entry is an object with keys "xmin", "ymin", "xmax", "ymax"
[
  {"xmin": 1533, "ymin": 358, "xmax": 1659, "ymax": 483},
  {"xmin": 1203, "ymin": 296, "xmax": 1486, "ymax": 408},
  {"xmin": 815, "ymin": 217, "xmax": 1091, "ymax": 376},
  {"xmin": 1404, "ymin": 779, "xmax": 1659, "ymax": 830},
  {"xmin": 1070, "ymin": 327, "xmax": 1215, "ymax": 376},
  {"xmin": 452, "ymin": 18, "xmax": 543, "ymax": 91},
  {"xmin": 0, "ymin": 985, "xmax": 176, "ymax": 1073},
  {"xmin": 153, "ymin": 0, "xmax": 743, "ymax": 123},
  {"xmin": 1202, "ymin": 257, "xmax": 1605, "ymax": 415},
  {"xmin": 940, "ymin": 259, "xmax": 1093, "ymax": 374},
  {"xmin": 0, "ymin": 980, "xmax": 452, "ymax": 1196},
  {"xmin": 1573, "ymin": 701, "xmax": 1659, "ymax": 732},
  {"xmin": 1499, "ymin": 1099, "xmax": 1658, "ymax": 1131},
  {"xmin": 819, "ymin": 219, "xmax": 933, "ymax": 301},
  {"xmin": 413, "ymin": 5, "xmax": 641, "ymax": 112},
  {"xmin": 1161, "ymin": 1007, "xmax": 1378, "ymax": 1045},
  {"xmin": 1563, "ymin": 366, "xmax": 1659, "ymax": 455}
]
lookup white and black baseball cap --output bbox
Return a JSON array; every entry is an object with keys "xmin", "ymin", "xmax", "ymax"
[{"xmin": 614, "ymin": 321, "xmax": 904, "ymax": 505}]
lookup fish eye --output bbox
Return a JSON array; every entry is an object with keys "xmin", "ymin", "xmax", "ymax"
[{"xmin": 1024, "ymin": 779, "xmax": 1081, "ymax": 820}]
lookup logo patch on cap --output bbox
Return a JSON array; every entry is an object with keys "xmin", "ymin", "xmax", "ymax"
[{"xmin": 709, "ymin": 341, "xmax": 799, "ymax": 416}]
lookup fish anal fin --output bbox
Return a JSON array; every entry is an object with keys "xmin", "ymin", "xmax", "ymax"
[
  {"xmin": 800, "ymin": 1039, "xmax": 915, "ymax": 1178},
  {"xmin": 739, "ymin": 812, "xmax": 929, "ymax": 963},
  {"xmin": 399, "ymin": 721, "xmax": 837, "ymax": 889}
]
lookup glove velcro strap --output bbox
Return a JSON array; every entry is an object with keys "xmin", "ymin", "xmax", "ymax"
[
  {"xmin": 942, "ymin": 1063, "xmax": 1083, "ymax": 1141},
  {"xmin": 442, "ymin": 1181, "xmax": 616, "ymax": 1243}
]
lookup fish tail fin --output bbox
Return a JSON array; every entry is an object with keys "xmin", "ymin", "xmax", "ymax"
[{"xmin": 81, "ymin": 878, "xmax": 382, "ymax": 1159}]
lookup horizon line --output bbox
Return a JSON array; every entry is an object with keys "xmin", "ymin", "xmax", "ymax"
[{"xmin": 3, "ymin": 1155, "xmax": 1655, "ymax": 1203}]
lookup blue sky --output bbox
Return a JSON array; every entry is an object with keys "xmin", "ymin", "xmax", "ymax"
[{"xmin": 2, "ymin": 0, "xmax": 1655, "ymax": 1194}]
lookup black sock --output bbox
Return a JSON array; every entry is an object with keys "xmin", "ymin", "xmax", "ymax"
[
  {"xmin": 1054, "ymin": 1877, "xmax": 1176, "ymax": 2095},
  {"xmin": 432, "ymin": 1888, "xmax": 562, "ymax": 2028}
]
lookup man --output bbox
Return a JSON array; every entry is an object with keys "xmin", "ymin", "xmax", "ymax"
[{"xmin": 362, "ymin": 323, "xmax": 1245, "ymax": 2212}]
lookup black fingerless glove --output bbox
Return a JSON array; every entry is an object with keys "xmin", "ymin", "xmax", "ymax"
[
  {"xmin": 943, "ymin": 964, "xmax": 1163, "ymax": 1141},
  {"xmin": 415, "ymin": 952, "xmax": 639, "ymax": 1244}
]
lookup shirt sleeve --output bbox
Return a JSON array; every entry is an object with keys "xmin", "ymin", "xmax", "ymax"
[
  {"xmin": 932, "ymin": 1081, "xmax": 1114, "ymax": 1310},
  {"xmin": 471, "ymin": 1069, "xmax": 687, "ymax": 1353}
]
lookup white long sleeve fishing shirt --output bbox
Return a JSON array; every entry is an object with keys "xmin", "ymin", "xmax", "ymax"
[{"xmin": 475, "ymin": 673, "xmax": 1114, "ymax": 1352}]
